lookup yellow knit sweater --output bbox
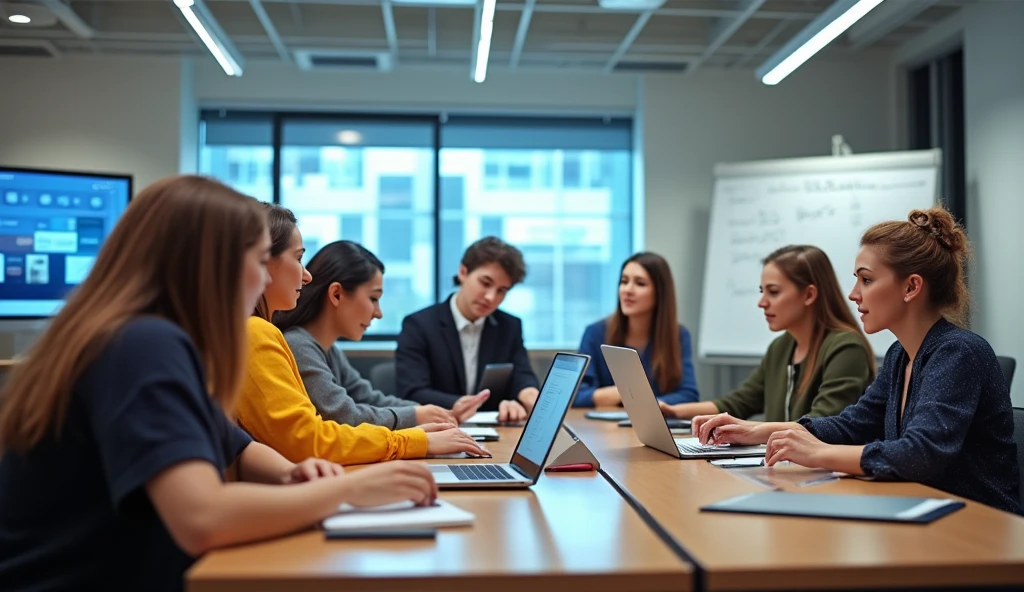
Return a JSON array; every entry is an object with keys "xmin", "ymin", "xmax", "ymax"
[{"xmin": 236, "ymin": 316, "xmax": 428, "ymax": 464}]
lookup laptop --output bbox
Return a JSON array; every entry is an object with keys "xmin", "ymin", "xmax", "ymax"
[
  {"xmin": 430, "ymin": 352, "xmax": 590, "ymax": 489},
  {"xmin": 600, "ymin": 344, "xmax": 766, "ymax": 460}
]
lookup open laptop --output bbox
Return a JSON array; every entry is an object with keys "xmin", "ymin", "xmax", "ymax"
[
  {"xmin": 600, "ymin": 344, "xmax": 766, "ymax": 460},
  {"xmin": 430, "ymin": 352, "xmax": 590, "ymax": 489}
]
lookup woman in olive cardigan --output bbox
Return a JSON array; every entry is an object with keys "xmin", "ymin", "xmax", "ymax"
[{"xmin": 662, "ymin": 245, "xmax": 876, "ymax": 422}]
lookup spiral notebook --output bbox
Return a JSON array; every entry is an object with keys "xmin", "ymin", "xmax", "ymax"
[
  {"xmin": 701, "ymin": 491, "xmax": 965, "ymax": 524},
  {"xmin": 322, "ymin": 500, "xmax": 476, "ymax": 532}
]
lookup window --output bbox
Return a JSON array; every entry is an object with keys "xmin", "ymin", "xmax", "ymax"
[
  {"xmin": 439, "ymin": 116, "xmax": 633, "ymax": 347},
  {"xmin": 199, "ymin": 113, "xmax": 274, "ymax": 201},
  {"xmin": 199, "ymin": 112, "xmax": 635, "ymax": 347},
  {"xmin": 908, "ymin": 49, "xmax": 965, "ymax": 225}
]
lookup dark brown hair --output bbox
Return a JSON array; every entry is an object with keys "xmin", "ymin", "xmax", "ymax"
[
  {"xmin": 274, "ymin": 240, "xmax": 384, "ymax": 332},
  {"xmin": 860, "ymin": 206, "xmax": 970, "ymax": 325},
  {"xmin": 763, "ymin": 245, "xmax": 876, "ymax": 399},
  {"xmin": 0, "ymin": 175, "xmax": 266, "ymax": 451},
  {"xmin": 454, "ymin": 236, "xmax": 527, "ymax": 287},
  {"xmin": 605, "ymin": 252, "xmax": 682, "ymax": 394},
  {"xmin": 253, "ymin": 203, "xmax": 298, "ymax": 321}
]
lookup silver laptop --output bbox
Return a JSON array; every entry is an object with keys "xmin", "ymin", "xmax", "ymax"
[
  {"xmin": 430, "ymin": 352, "xmax": 590, "ymax": 489},
  {"xmin": 600, "ymin": 345, "xmax": 766, "ymax": 460}
]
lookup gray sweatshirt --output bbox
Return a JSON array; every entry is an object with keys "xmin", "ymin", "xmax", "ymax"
[{"xmin": 284, "ymin": 326, "xmax": 418, "ymax": 429}]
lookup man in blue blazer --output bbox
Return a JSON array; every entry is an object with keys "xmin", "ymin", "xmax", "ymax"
[{"xmin": 396, "ymin": 237, "xmax": 540, "ymax": 423}]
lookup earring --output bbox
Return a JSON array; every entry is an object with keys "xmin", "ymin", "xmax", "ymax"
[{"xmin": 904, "ymin": 296, "xmax": 910, "ymax": 303}]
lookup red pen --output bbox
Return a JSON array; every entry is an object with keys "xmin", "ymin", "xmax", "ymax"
[{"xmin": 544, "ymin": 463, "xmax": 595, "ymax": 472}]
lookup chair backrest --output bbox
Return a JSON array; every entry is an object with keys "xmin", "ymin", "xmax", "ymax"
[
  {"xmin": 1013, "ymin": 407, "xmax": 1024, "ymax": 507},
  {"xmin": 998, "ymin": 356, "xmax": 1017, "ymax": 392},
  {"xmin": 369, "ymin": 361, "xmax": 397, "ymax": 397}
]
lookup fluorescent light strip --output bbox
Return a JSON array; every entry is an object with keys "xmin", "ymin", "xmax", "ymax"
[
  {"xmin": 761, "ymin": 0, "xmax": 884, "ymax": 86},
  {"xmin": 473, "ymin": 0, "xmax": 496, "ymax": 83},
  {"xmin": 174, "ymin": 0, "xmax": 241, "ymax": 77}
]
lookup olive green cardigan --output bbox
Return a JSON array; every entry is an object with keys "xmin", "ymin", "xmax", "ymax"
[{"xmin": 711, "ymin": 330, "xmax": 874, "ymax": 422}]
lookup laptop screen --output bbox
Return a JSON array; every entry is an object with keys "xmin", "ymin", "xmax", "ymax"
[{"xmin": 512, "ymin": 353, "xmax": 588, "ymax": 469}]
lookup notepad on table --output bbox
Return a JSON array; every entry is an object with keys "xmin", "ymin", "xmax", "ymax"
[
  {"xmin": 463, "ymin": 411, "xmax": 499, "ymax": 425},
  {"xmin": 585, "ymin": 411, "xmax": 629, "ymax": 421},
  {"xmin": 323, "ymin": 500, "xmax": 476, "ymax": 532},
  {"xmin": 460, "ymin": 426, "xmax": 499, "ymax": 440},
  {"xmin": 701, "ymin": 491, "xmax": 965, "ymax": 524}
]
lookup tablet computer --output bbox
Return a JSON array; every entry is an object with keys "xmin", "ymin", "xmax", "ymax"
[{"xmin": 477, "ymin": 362, "xmax": 514, "ymax": 400}]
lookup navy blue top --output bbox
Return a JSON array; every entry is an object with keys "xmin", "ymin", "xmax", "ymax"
[
  {"xmin": 0, "ymin": 318, "xmax": 253, "ymax": 591},
  {"xmin": 800, "ymin": 319, "xmax": 1021, "ymax": 515},
  {"xmin": 574, "ymin": 319, "xmax": 700, "ymax": 407}
]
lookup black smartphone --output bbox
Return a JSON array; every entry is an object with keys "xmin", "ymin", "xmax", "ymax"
[{"xmin": 325, "ymin": 528, "xmax": 437, "ymax": 540}]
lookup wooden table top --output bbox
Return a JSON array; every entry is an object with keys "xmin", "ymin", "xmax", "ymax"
[
  {"xmin": 187, "ymin": 422, "xmax": 693, "ymax": 592},
  {"xmin": 564, "ymin": 409, "xmax": 1024, "ymax": 591}
]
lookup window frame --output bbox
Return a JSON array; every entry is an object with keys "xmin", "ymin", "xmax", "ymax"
[{"xmin": 199, "ymin": 109, "xmax": 635, "ymax": 345}]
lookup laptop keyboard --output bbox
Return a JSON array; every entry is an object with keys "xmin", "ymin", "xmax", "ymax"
[
  {"xmin": 449, "ymin": 464, "xmax": 515, "ymax": 481},
  {"xmin": 676, "ymin": 441, "xmax": 729, "ymax": 455}
]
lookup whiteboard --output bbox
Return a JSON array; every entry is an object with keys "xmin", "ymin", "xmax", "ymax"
[{"xmin": 698, "ymin": 149, "xmax": 941, "ymax": 361}]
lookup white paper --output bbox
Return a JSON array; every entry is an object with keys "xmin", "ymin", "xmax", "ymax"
[
  {"xmin": 895, "ymin": 498, "xmax": 957, "ymax": 519},
  {"xmin": 460, "ymin": 427, "xmax": 499, "ymax": 438},
  {"xmin": 323, "ymin": 499, "xmax": 475, "ymax": 531},
  {"xmin": 463, "ymin": 411, "xmax": 499, "ymax": 425}
]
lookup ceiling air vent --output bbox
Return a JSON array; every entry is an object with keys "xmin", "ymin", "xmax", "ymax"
[
  {"xmin": 613, "ymin": 61, "xmax": 688, "ymax": 74},
  {"xmin": 293, "ymin": 49, "xmax": 393, "ymax": 72},
  {"xmin": 0, "ymin": 40, "xmax": 60, "ymax": 59}
]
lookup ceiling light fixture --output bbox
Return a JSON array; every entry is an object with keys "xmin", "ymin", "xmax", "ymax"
[
  {"xmin": 756, "ymin": 0, "xmax": 885, "ymax": 86},
  {"xmin": 8, "ymin": 14, "xmax": 31, "ymax": 24},
  {"xmin": 172, "ymin": 0, "xmax": 243, "ymax": 77},
  {"xmin": 472, "ymin": 0, "xmax": 496, "ymax": 83}
]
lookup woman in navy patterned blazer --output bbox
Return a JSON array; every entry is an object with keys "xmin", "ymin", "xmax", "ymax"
[{"xmin": 692, "ymin": 206, "xmax": 1021, "ymax": 515}]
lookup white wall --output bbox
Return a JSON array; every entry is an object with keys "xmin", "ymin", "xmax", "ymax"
[
  {"xmin": 641, "ymin": 56, "xmax": 895, "ymax": 390},
  {"xmin": 195, "ymin": 62, "xmax": 638, "ymax": 114},
  {"xmin": 0, "ymin": 56, "xmax": 188, "ymax": 189},
  {"xmin": 961, "ymin": 1, "xmax": 1024, "ymax": 406}
]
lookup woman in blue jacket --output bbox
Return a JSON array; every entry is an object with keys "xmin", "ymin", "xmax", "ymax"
[
  {"xmin": 575, "ymin": 252, "xmax": 699, "ymax": 407},
  {"xmin": 694, "ymin": 207, "xmax": 1020, "ymax": 515}
]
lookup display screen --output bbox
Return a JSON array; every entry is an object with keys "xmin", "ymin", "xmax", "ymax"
[{"xmin": 0, "ymin": 168, "xmax": 131, "ymax": 317}]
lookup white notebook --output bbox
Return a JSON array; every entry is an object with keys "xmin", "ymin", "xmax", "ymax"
[
  {"xmin": 460, "ymin": 426, "xmax": 499, "ymax": 439},
  {"xmin": 462, "ymin": 411, "xmax": 499, "ymax": 425},
  {"xmin": 322, "ymin": 500, "xmax": 476, "ymax": 532}
]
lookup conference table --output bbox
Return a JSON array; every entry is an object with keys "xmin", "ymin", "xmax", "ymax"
[
  {"xmin": 564, "ymin": 414, "xmax": 1024, "ymax": 592},
  {"xmin": 189, "ymin": 410, "xmax": 1024, "ymax": 592}
]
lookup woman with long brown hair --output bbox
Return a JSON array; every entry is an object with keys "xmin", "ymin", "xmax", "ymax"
[
  {"xmin": 574, "ymin": 252, "xmax": 699, "ymax": 407},
  {"xmin": 661, "ymin": 245, "xmax": 876, "ymax": 421},
  {"xmin": 694, "ymin": 208, "xmax": 1020, "ymax": 515},
  {"xmin": 0, "ymin": 176, "xmax": 438, "ymax": 590},
  {"xmin": 234, "ymin": 204, "xmax": 489, "ymax": 464}
]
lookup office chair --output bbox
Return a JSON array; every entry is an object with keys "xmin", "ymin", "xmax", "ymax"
[{"xmin": 369, "ymin": 361, "xmax": 397, "ymax": 397}]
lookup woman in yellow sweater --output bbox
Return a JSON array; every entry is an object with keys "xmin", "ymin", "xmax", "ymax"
[{"xmin": 235, "ymin": 204, "xmax": 489, "ymax": 464}]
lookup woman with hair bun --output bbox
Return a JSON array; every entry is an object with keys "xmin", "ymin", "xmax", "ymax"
[{"xmin": 693, "ymin": 206, "xmax": 1021, "ymax": 515}]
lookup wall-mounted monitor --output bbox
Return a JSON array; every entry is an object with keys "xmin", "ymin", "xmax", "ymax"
[{"xmin": 0, "ymin": 167, "xmax": 132, "ymax": 318}]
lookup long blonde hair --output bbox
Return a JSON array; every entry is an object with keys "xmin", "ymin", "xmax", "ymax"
[{"xmin": 0, "ymin": 175, "xmax": 267, "ymax": 452}]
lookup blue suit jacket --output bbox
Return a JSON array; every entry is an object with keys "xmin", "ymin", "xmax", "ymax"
[{"xmin": 395, "ymin": 296, "xmax": 539, "ymax": 412}]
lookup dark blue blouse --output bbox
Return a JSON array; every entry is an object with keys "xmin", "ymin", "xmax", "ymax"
[
  {"xmin": 800, "ymin": 319, "xmax": 1021, "ymax": 515},
  {"xmin": 574, "ymin": 319, "xmax": 699, "ymax": 407}
]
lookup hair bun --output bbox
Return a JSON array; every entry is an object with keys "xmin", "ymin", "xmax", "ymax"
[{"xmin": 907, "ymin": 207, "xmax": 967, "ymax": 254}]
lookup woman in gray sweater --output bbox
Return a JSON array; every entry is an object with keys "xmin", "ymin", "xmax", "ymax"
[{"xmin": 274, "ymin": 241, "xmax": 489, "ymax": 430}]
